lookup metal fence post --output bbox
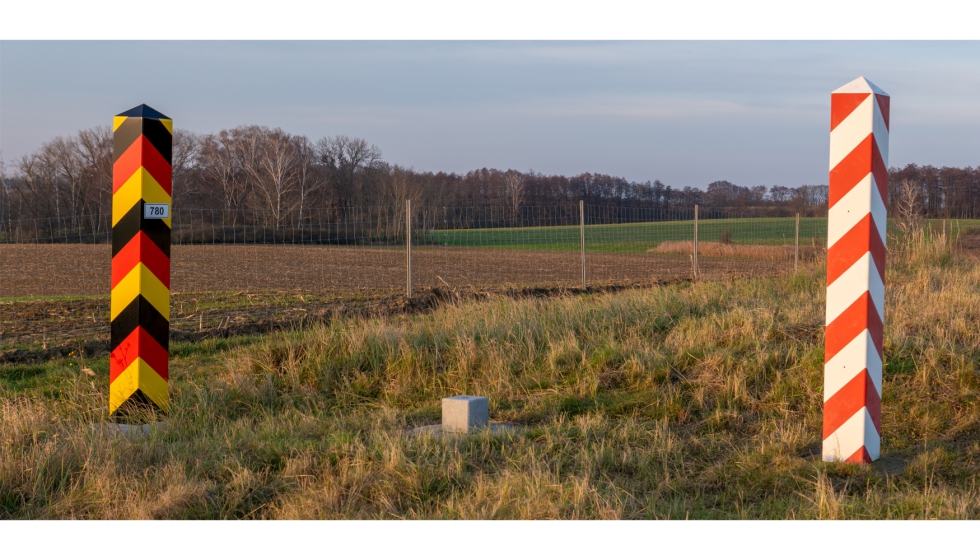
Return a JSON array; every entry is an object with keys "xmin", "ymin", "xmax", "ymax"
[
  {"xmin": 693, "ymin": 204, "xmax": 699, "ymax": 280},
  {"xmin": 795, "ymin": 212, "xmax": 800, "ymax": 272},
  {"xmin": 580, "ymin": 200, "xmax": 586, "ymax": 290},
  {"xmin": 406, "ymin": 199, "xmax": 412, "ymax": 298}
]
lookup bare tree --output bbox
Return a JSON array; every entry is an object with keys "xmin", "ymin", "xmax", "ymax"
[
  {"xmin": 0, "ymin": 154, "xmax": 9, "ymax": 235},
  {"xmin": 45, "ymin": 136, "xmax": 86, "ymax": 231},
  {"xmin": 786, "ymin": 184, "xmax": 827, "ymax": 217},
  {"xmin": 316, "ymin": 135, "xmax": 382, "ymax": 208},
  {"xmin": 503, "ymin": 169, "xmax": 526, "ymax": 225},
  {"xmin": 12, "ymin": 151, "xmax": 60, "ymax": 236},
  {"xmin": 171, "ymin": 129, "xmax": 201, "ymax": 209},
  {"xmin": 200, "ymin": 129, "xmax": 250, "ymax": 223},
  {"xmin": 241, "ymin": 126, "xmax": 299, "ymax": 229},
  {"xmin": 378, "ymin": 164, "xmax": 425, "ymax": 239},
  {"xmin": 76, "ymin": 126, "xmax": 113, "ymax": 234},
  {"xmin": 768, "ymin": 185, "xmax": 789, "ymax": 204},
  {"xmin": 293, "ymin": 136, "xmax": 323, "ymax": 229}
]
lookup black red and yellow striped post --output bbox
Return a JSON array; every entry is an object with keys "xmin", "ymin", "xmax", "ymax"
[{"xmin": 109, "ymin": 104, "xmax": 173, "ymax": 417}]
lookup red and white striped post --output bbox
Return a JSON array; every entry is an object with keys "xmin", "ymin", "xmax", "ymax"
[{"xmin": 823, "ymin": 76, "xmax": 890, "ymax": 463}]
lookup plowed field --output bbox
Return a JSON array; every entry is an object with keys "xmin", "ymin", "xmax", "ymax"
[
  {"xmin": 1, "ymin": 244, "xmax": 790, "ymax": 297},
  {"xmin": 2, "ymin": 244, "xmax": 793, "ymax": 353}
]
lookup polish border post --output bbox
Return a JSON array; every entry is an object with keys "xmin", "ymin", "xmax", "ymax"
[{"xmin": 823, "ymin": 77, "xmax": 890, "ymax": 463}]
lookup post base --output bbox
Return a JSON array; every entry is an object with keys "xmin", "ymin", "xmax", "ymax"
[
  {"xmin": 94, "ymin": 422, "xmax": 166, "ymax": 437},
  {"xmin": 407, "ymin": 422, "xmax": 519, "ymax": 438}
]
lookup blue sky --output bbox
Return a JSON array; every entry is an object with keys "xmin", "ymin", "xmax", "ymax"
[{"xmin": 2, "ymin": 41, "xmax": 979, "ymax": 188}]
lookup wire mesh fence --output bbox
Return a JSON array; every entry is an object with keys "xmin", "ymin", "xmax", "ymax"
[{"xmin": 2, "ymin": 204, "xmax": 835, "ymax": 348}]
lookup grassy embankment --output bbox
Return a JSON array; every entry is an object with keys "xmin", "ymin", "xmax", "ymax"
[{"xmin": 2, "ymin": 227, "xmax": 980, "ymax": 518}]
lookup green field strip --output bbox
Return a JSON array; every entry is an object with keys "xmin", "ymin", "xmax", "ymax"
[{"xmin": 423, "ymin": 217, "xmax": 829, "ymax": 253}]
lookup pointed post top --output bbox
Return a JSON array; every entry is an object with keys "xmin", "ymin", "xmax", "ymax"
[
  {"xmin": 116, "ymin": 104, "xmax": 170, "ymax": 120},
  {"xmin": 832, "ymin": 76, "xmax": 889, "ymax": 97}
]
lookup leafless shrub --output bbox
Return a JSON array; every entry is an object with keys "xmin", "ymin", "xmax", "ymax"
[{"xmin": 894, "ymin": 178, "xmax": 924, "ymax": 235}]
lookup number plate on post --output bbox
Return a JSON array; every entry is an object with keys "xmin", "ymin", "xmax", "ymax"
[{"xmin": 144, "ymin": 203, "xmax": 170, "ymax": 219}]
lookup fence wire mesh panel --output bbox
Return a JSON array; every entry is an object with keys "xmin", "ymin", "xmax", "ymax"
[
  {"xmin": 415, "ymin": 205, "xmax": 583, "ymax": 289},
  {"xmin": 0, "ymin": 204, "xmax": 867, "ymax": 349},
  {"xmin": 583, "ymin": 206, "xmax": 828, "ymax": 284}
]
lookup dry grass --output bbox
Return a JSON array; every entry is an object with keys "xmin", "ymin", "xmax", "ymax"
[
  {"xmin": 3, "ymin": 228, "xmax": 980, "ymax": 519},
  {"xmin": 649, "ymin": 240, "xmax": 821, "ymax": 260}
]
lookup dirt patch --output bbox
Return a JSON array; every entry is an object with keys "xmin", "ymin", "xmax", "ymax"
[
  {"xmin": 1, "ymin": 282, "xmax": 682, "ymax": 363},
  {"xmin": 955, "ymin": 234, "xmax": 980, "ymax": 253},
  {"xmin": 2, "ymin": 243, "xmax": 794, "ymax": 357},
  {"xmin": 1, "ymin": 244, "xmax": 791, "ymax": 298}
]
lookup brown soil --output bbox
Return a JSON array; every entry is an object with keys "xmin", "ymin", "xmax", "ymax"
[
  {"xmin": 1, "ymin": 244, "xmax": 790, "ymax": 297},
  {"xmin": 1, "ymin": 244, "xmax": 793, "ymax": 357},
  {"xmin": 0, "ymin": 284, "xmax": 661, "ymax": 363},
  {"xmin": 954, "ymin": 234, "xmax": 980, "ymax": 252}
]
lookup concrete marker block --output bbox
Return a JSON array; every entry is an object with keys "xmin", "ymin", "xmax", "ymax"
[{"xmin": 442, "ymin": 395, "xmax": 489, "ymax": 434}]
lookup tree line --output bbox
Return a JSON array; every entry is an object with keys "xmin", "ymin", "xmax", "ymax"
[{"xmin": 1, "ymin": 124, "xmax": 974, "ymax": 242}]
